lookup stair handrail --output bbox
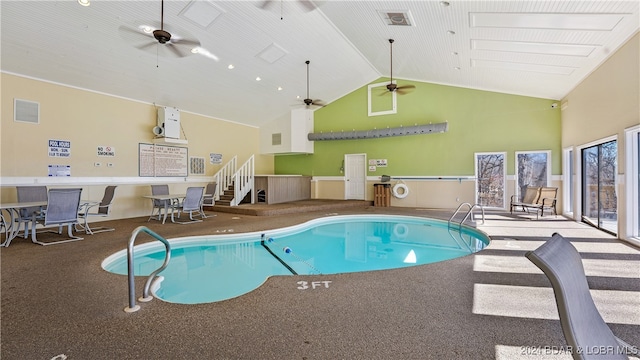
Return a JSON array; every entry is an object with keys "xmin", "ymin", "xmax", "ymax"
[
  {"xmin": 231, "ymin": 155, "xmax": 255, "ymax": 206},
  {"xmin": 213, "ymin": 155, "xmax": 237, "ymax": 201},
  {"xmin": 125, "ymin": 226, "xmax": 171, "ymax": 313}
]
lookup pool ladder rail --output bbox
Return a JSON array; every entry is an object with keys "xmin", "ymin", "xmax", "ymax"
[
  {"xmin": 125, "ymin": 226, "xmax": 172, "ymax": 313},
  {"xmin": 448, "ymin": 203, "xmax": 485, "ymax": 229}
]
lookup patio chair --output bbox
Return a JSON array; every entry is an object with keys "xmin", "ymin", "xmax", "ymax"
[
  {"xmin": 525, "ymin": 233, "xmax": 638, "ymax": 360},
  {"xmin": 510, "ymin": 186, "xmax": 540, "ymax": 214},
  {"xmin": 31, "ymin": 188, "xmax": 84, "ymax": 246},
  {"xmin": 16, "ymin": 185, "xmax": 48, "ymax": 238},
  {"xmin": 201, "ymin": 182, "xmax": 217, "ymax": 217},
  {"xmin": 77, "ymin": 185, "xmax": 117, "ymax": 234},
  {"xmin": 173, "ymin": 186, "xmax": 205, "ymax": 224},
  {"xmin": 148, "ymin": 184, "xmax": 172, "ymax": 222},
  {"xmin": 525, "ymin": 187, "xmax": 558, "ymax": 219}
]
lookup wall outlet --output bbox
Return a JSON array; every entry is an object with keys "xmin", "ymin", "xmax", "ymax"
[{"xmin": 94, "ymin": 162, "xmax": 101, "ymax": 167}]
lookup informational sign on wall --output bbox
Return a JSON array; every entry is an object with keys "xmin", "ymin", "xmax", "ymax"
[
  {"xmin": 48, "ymin": 139, "xmax": 71, "ymax": 158},
  {"xmin": 139, "ymin": 143, "xmax": 188, "ymax": 177},
  {"xmin": 97, "ymin": 145, "xmax": 115, "ymax": 157},
  {"xmin": 210, "ymin": 153, "xmax": 222, "ymax": 164},
  {"xmin": 48, "ymin": 165, "xmax": 70, "ymax": 177}
]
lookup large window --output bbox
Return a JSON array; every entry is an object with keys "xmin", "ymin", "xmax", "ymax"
[
  {"xmin": 625, "ymin": 126, "xmax": 640, "ymax": 241},
  {"xmin": 515, "ymin": 151, "xmax": 550, "ymax": 201},
  {"xmin": 582, "ymin": 140, "xmax": 617, "ymax": 235},
  {"xmin": 475, "ymin": 152, "xmax": 506, "ymax": 208},
  {"xmin": 563, "ymin": 148, "xmax": 574, "ymax": 215}
]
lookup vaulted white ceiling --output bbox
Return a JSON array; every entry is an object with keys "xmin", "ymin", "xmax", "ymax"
[{"xmin": 2, "ymin": 1, "xmax": 638, "ymax": 128}]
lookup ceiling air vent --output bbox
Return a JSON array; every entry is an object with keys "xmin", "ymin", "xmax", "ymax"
[
  {"xmin": 272, "ymin": 133, "xmax": 282, "ymax": 146},
  {"xmin": 14, "ymin": 99, "xmax": 40, "ymax": 124},
  {"xmin": 379, "ymin": 10, "xmax": 414, "ymax": 26}
]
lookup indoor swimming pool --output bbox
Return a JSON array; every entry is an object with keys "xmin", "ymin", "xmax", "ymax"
[{"xmin": 102, "ymin": 215, "xmax": 490, "ymax": 304}]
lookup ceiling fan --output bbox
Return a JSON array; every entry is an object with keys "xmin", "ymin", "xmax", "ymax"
[
  {"xmin": 382, "ymin": 39, "xmax": 415, "ymax": 95},
  {"xmin": 301, "ymin": 60, "xmax": 325, "ymax": 108},
  {"xmin": 118, "ymin": 0, "xmax": 200, "ymax": 58}
]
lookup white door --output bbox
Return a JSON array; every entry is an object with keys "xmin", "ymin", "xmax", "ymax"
[{"xmin": 345, "ymin": 154, "xmax": 366, "ymax": 200}]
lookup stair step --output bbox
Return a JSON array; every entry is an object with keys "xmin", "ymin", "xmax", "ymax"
[{"xmin": 216, "ymin": 200, "xmax": 232, "ymax": 206}]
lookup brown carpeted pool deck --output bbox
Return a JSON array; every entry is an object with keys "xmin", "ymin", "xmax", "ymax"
[{"xmin": 1, "ymin": 201, "xmax": 639, "ymax": 359}]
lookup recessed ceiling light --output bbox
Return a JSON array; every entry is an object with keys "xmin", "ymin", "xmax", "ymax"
[
  {"xmin": 191, "ymin": 48, "xmax": 200, "ymax": 54},
  {"xmin": 227, "ymin": 64, "xmax": 234, "ymax": 70},
  {"xmin": 296, "ymin": 95, "xmax": 301, "ymax": 99},
  {"xmin": 451, "ymin": 51, "xmax": 459, "ymax": 55},
  {"xmin": 256, "ymin": 77, "xmax": 261, "ymax": 81},
  {"xmin": 440, "ymin": 1, "xmax": 450, "ymax": 6},
  {"xmin": 454, "ymin": 67, "xmax": 461, "ymax": 70},
  {"xmin": 78, "ymin": 0, "xmax": 90, "ymax": 6},
  {"xmin": 447, "ymin": 30, "xmax": 456, "ymax": 35},
  {"xmin": 277, "ymin": 86, "xmax": 283, "ymax": 91}
]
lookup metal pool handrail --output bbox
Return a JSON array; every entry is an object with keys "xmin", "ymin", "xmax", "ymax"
[
  {"xmin": 124, "ymin": 226, "xmax": 171, "ymax": 313},
  {"xmin": 448, "ymin": 202, "xmax": 485, "ymax": 229}
]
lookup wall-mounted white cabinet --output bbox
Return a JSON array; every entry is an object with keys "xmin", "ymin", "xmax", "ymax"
[{"xmin": 260, "ymin": 109, "xmax": 314, "ymax": 154}]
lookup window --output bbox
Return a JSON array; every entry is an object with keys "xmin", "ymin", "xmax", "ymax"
[
  {"xmin": 475, "ymin": 152, "xmax": 506, "ymax": 208},
  {"xmin": 625, "ymin": 126, "xmax": 640, "ymax": 240},
  {"xmin": 515, "ymin": 151, "xmax": 550, "ymax": 201},
  {"xmin": 581, "ymin": 140, "xmax": 617, "ymax": 235},
  {"xmin": 563, "ymin": 147, "xmax": 574, "ymax": 215},
  {"xmin": 367, "ymin": 82, "xmax": 397, "ymax": 116}
]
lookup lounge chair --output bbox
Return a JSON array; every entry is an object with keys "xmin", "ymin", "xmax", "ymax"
[
  {"xmin": 148, "ymin": 184, "xmax": 173, "ymax": 222},
  {"xmin": 525, "ymin": 233, "xmax": 638, "ymax": 360},
  {"xmin": 525, "ymin": 187, "xmax": 558, "ymax": 219},
  {"xmin": 16, "ymin": 185, "xmax": 48, "ymax": 238},
  {"xmin": 201, "ymin": 182, "xmax": 217, "ymax": 217},
  {"xmin": 510, "ymin": 186, "xmax": 540, "ymax": 214},
  {"xmin": 31, "ymin": 188, "xmax": 84, "ymax": 246},
  {"xmin": 173, "ymin": 186, "xmax": 205, "ymax": 224},
  {"xmin": 77, "ymin": 185, "xmax": 117, "ymax": 234}
]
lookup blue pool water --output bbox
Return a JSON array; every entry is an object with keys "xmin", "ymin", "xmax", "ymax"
[{"xmin": 102, "ymin": 215, "xmax": 489, "ymax": 304}]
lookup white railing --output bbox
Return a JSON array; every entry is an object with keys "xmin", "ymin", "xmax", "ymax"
[
  {"xmin": 231, "ymin": 155, "xmax": 255, "ymax": 206},
  {"xmin": 213, "ymin": 155, "xmax": 237, "ymax": 201}
]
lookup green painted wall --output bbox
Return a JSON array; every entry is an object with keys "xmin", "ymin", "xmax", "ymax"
[{"xmin": 275, "ymin": 78, "xmax": 561, "ymax": 176}]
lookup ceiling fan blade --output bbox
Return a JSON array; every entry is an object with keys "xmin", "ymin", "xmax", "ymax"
[
  {"xmin": 136, "ymin": 42, "xmax": 157, "ymax": 51},
  {"xmin": 172, "ymin": 38, "xmax": 200, "ymax": 47},
  {"xmin": 259, "ymin": 0, "xmax": 275, "ymax": 9},
  {"xmin": 166, "ymin": 43, "xmax": 187, "ymax": 57},
  {"xmin": 299, "ymin": 0, "xmax": 317, "ymax": 11},
  {"xmin": 311, "ymin": 100, "xmax": 325, "ymax": 107},
  {"xmin": 119, "ymin": 25, "xmax": 154, "ymax": 42},
  {"xmin": 396, "ymin": 85, "xmax": 416, "ymax": 95}
]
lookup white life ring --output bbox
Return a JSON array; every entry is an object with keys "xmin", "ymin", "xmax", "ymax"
[
  {"xmin": 392, "ymin": 183, "xmax": 409, "ymax": 199},
  {"xmin": 393, "ymin": 223, "xmax": 409, "ymax": 238}
]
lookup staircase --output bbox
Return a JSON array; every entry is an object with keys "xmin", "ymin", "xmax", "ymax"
[{"xmin": 213, "ymin": 155, "xmax": 255, "ymax": 207}]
